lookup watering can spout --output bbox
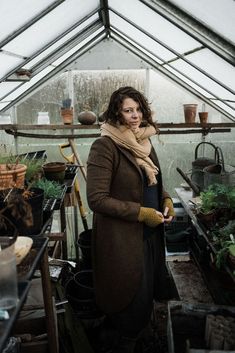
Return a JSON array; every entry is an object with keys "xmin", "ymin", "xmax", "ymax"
[{"xmin": 176, "ymin": 167, "xmax": 201, "ymax": 196}]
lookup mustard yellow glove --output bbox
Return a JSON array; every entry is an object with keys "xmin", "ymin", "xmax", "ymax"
[
  {"xmin": 163, "ymin": 198, "xmax": 175, "ymax": 217},
  {"xmin": 138, "ymin": 207, "xmax": 164, "ymax": 227}
]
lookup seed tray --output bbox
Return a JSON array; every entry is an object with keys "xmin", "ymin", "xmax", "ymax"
[
  {"xmin": 18, "ymin": 150, "xmax": 47, "ymax": 160},
  {"xmin": 167, "ymin": 301, "xmax": 235, "ymax": 353},
  {"xmin": 43, "ymin": 184, "xmax": 67, "ymax": 212}
]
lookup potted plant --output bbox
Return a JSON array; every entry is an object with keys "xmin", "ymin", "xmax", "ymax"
[
  {"xmin": 196, "ymin": 183, "xmax": 235, "ymax": 228},
  {"xmin": 212, "ymin": 220, "xmax": 235, "ymax": 274},
  {"xmin": 60, "ymin": 98, "xmax": 73, "ymax": 124},
  {"xmin": 42, "ymin": 161, "xmax": 66, "ymax": 183},
  {"xmin": 22, "ymin": 158, "xmax": 44, "ymax": 183},
  {"xmin": 32, "ymin": 178, "xmax": 64, "ymax": 199},
  {"xmin": 0, "ymin": 156, "xmax": 27, "ymax": 190}
]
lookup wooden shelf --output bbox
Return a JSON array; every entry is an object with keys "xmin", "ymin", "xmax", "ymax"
[
  {"xmin": 0, "ymin": 122, "xmax": 235, "ymax": 130},
  {"xmin": 0, "ymin": 122, "xmax": 234, "ymax": 138}
]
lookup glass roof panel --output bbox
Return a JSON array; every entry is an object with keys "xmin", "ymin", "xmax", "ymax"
[
  {"xmin": 187, "ymin": 49, "xmax": 235, "ymax": 91},
  {"xmin": 0, "ymin": 53, "xmax": 23, "ymax": 78},
  {"xmin": 0, "ymin": 0, "xmax": 55, "ymax": 42},
  {"xmin": 110, "ymin": 0, "xmax": 200, "ymax": 53},
  {"xmin": 110, "ymin": 13, "xmax": 175, "ymax": 61},
  {"xmin": 3, "ymin": 0, "xmax": 99, "ymax": 57},
  {"xmin": 24, "ymin": 14, "xmax": 100, "ymax": 69},
  {"xmin": 52, "ymin": 29, "xmax": 104, "ymax": 66},
  {"xmin": 112, "ymin": 32, "xmax": 164, "ymax": 65},
  {"xmin": 0, "ymin": 82, "xmax": 21, "ymax": 100},
  {"xmin": 4, "ymin": 67, "xmax": 54, "ymax": 101},
  {"xmin": 168, "ymin": 0, "xmax": 235, "ymax": 45},
  {"xmin": 170, "ymin": 60, "xmax": 235, "ymax": 101}
]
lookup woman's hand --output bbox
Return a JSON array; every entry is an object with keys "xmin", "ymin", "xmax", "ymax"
[
  {"xmin": 138, "ymin": 207, "xmax": 164, "ymax": 227},
  {"xmin": 163, "ymin": 198, "xmax": 175, "ymax": 224}
]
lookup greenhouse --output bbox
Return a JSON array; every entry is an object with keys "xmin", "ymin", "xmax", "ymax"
[{"xmin": 0, "ymin": 1, "xmax": 235, "ymax": 353}]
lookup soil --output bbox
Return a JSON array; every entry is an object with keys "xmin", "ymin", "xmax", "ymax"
[{"xmin": 81, "ymin": 257, "xmax": 214, "ymax": 353}]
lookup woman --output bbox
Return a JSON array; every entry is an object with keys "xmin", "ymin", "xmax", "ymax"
[{"xmin": 86, "ymin": 86, "xmax": 175, "ymax": 352}]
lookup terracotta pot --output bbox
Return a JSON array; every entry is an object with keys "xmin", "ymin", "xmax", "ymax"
[
  {"xmin": 183, "ymin": 104, "xmax": 197, "ymax": 123},
  {"xmin": 196, "ymin": 209, "xmax": 217, "ymax": 229},
  {"xmin": 42, "ymin": 162, "xmax": 66, "ymax": 183},
  {"xmin": 0, "ymin": 164, "xmax": 27, "ymax": 190},
  {"xmin": 199, "ymin": 112, "xmax": 208, "ymax": 124},
  {"xmin": 78, "ymin": 111, "xmax": 97, "ymax": 125},
  {"xmin": 61, "ymin": 108, "xmax": 73, "ymax": 124}
]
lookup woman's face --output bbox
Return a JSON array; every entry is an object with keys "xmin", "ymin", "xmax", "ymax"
[{"xmin": 121, "ymin": 98, "xmax": 143, "ymax": 132}]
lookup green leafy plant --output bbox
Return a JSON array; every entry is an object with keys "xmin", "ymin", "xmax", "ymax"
[
  {"xmin": 200, "ymin": 183, "xmax": 235, "ymax": 214},
  {"xmin": 212, "ymin": 220, "xmax": 235, "ymax": 273},
  {"xmin": 32, "ymin": 178, "xmax": 63, "ymax": 198},
  {"xmin": 19, "ymin": 158, "xmax": 44, "ymax": 182}
]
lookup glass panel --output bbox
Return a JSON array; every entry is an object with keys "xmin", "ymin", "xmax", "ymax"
[
  {"xmin": 24, "ymin": 14, "xmax": 100, "ymax": 69},
  {"xmin": 0, "ymin": 53, "xmax": 23, "ymax": 78},
  {"xmin": 0, "ymin": 82, "xmax": 21, "ymax": 100},
  {"xmin": 170, "ymin": 60, "xmax": 235, "ymax": 100},
  {"xmin": 112, "ymin": 32, "xmax": 164, "ymax": 65},
  {"xmin": 110, "ymin": 0, "xmax": 200, "ymax": 52},
  {"xmin": 110, "ymin": 13, "xmax": 175, "ymax": 61},
  {"xmin": 3, "ymin": 0, "xmax": 99, "ymax": 57},
  {"xmin": 168, "ymin": 0, "xmax": 235, "ymax": 44},
  {"xmin": 52, "ymin": 29, "xmax": 104, "ymax": 66},
  {"xmin": 3, "ymin": 67, "xmax": 53, "ymax": 101},
  {"xmin": 187, "ymin": 49, "xmax": 235, "ymax": 91},
  {"xmin": 0, "ymin": 0, "xmax": 55, "ymax": 42}
]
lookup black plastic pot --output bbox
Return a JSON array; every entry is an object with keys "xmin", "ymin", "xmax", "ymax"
[{"xmin": 65, "ymin": 270, "xmax": 101, "ymax": 319}]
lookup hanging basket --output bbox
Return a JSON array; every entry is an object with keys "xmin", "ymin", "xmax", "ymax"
[{"xmin": 0, "ymin": 164, "xmax": 27, "ymax": 190}]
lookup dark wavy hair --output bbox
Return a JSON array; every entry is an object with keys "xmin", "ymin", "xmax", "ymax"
[{"xmin": 102, "ymin": 86, "xmax": 157, "ymax": 128}]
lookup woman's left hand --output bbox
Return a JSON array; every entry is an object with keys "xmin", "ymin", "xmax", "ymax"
[{"xmin": 162, "ymin": 198, "xmax": 175, "ymax": 224}]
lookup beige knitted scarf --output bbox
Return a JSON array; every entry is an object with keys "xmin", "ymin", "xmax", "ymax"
[{"xmin": 101, "ymin": 123, "xmax": 159, "ymax": 185}]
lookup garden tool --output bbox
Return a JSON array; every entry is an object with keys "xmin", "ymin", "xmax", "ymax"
[{"xmin": 59, "ymin": 141, "xmax": 88, "ymax": 232}]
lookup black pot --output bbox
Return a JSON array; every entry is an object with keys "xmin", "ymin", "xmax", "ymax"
[
  {"xmin": 65, "ymin": 270, "xmax": 101, "ymax": 319},
  {"xmin": 77, "ymin": 229, "xmax": 92, "ymax": 270}
]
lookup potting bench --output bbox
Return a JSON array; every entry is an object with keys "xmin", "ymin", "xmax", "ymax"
[{"xmin": 175, "ymin": 187, "xmax": 235, "ymax": 305}]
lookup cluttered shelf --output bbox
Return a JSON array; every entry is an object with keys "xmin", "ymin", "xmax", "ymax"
[{"xmin": 0, "ymin": 236, "xmax": 59, "ymax": 353}]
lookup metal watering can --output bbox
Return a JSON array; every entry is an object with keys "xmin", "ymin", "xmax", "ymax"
[
  {"xmin": 203, "ymin": 146, "xmax": 235, "ymax": 189},
  {"xmin": 191, "ymin": 142, "xmax": 220, "ymax": 194},
  {"xmin": 176, "ymin": 142, "xmax": 220, "ymax": 196}
]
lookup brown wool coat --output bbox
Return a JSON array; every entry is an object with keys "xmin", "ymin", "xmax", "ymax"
[{"xmin": 86, "ymin": 136, "xmax": 170, "ymax": 314}]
